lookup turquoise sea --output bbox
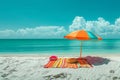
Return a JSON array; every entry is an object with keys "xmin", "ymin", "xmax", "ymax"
[{"xmin": 0, "ymin": 39, "xmax": 120, "ymax": 55}]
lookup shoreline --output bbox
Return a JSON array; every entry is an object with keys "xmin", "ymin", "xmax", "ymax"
[
  {"xmin": 0, "ymin": 53, "xmax": 120, "ymax": 62},
  {"xmin": 0, "ymin": 53, "xmax": 120, "ymax": 56}
]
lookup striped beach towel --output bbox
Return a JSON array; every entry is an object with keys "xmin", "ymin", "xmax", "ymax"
[{"xmin": 44, "ymin": 58, "xmax": 92, "ymax": 68}]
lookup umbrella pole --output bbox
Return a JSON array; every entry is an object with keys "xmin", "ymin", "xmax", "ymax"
[{"xmin": 80, "ymin": 41, "xmax": 82, "ymax": 58}]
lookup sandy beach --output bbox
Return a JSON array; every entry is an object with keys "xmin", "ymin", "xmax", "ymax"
[{"xmin": 0, "ymin": 54, "xmax": 120, "ymax": 80}]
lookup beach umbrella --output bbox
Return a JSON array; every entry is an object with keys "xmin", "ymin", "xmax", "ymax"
[{"xmin": 64, "ymin": 30, "xmax": 102, "ymax": 58}]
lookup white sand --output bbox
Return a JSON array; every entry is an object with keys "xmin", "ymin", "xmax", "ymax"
[{"xmin": 0, "ymin": 55, "xmax": 120, "ymax": 80}]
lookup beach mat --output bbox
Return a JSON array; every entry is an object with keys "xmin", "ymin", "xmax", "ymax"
[{"xmin": 44, "ymin": 58, "xmax": 92, "ymax": 68}]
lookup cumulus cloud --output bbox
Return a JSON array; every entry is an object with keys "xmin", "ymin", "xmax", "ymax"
[
  {"xmin": 69, "ymin": 16, "xmax": 86, "ymax": 31},
  {"xmin": 0, "ymin": 26, "xmax": 67, "ymax": 39},
  {"xmin": 0, "ymin": 16, "xmax": 120, "ymax": 39},
  {"xmin": 69, "ymin": 16, "xmax": 120, "ymax": 39}
]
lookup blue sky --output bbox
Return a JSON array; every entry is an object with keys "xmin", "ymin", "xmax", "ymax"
[{"xmin": 0, "ymin": 0, "xmax": 120, "ymax": 38}]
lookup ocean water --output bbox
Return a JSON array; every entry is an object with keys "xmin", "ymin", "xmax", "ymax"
[{"xmin": 0, "ymin": 39, "xmax": 120, "ymax": 55}]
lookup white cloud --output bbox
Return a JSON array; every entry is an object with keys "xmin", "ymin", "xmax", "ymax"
[
  {"xmin": 69, "ymin": 16, "xmax": 86, "ymax": 31},
  {"xmin": 115, "ymin": 18, "xmax": 120, "ymax": 26},
  {"xmin": 0, "ymin": 16, "xmax": 120, "ymax": 39},
  {"xmin": 69, "ymin": 16, "xmax": 120, "ymax": 39},
  {"xmin": 0, "ymin": 29, "xmax": 15, "ymax": 37},
  {"xmin": 0, "ymin": 26, "xmax": 67, "ymax": 39}
]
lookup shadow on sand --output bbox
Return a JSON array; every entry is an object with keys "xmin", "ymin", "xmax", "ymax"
[{"xmin": 84, "ymin": 56, "xmax": 111, "ymax": 66}]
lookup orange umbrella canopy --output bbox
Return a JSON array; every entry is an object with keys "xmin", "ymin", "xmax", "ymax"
[
  {"xmin": 64, "ymin": 30, "xmax": 102, "ymax": 57},
  {"xmin": 64, "ymin": 30, "xmax": 102, "ymax": 40}
]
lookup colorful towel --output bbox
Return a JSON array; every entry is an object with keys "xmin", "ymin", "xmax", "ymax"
[{"xmin": 44, "ymin": 58, "xmax": 92, "ymax": 68}]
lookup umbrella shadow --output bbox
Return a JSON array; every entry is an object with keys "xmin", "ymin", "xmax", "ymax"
[{"xmin": 84, "ymin": 56, "xmax": 110, "ymax": 66}]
